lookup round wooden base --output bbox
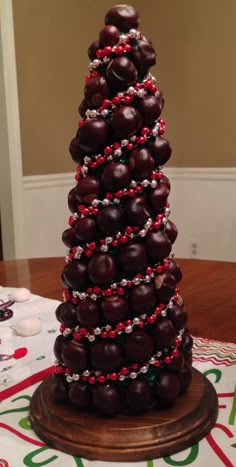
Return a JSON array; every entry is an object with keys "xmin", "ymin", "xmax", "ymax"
[{"xmin": 29, "ymin": 369, "xmax": 218, "ymax": 462}]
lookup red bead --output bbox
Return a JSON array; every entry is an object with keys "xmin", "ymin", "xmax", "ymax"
[
  {"xmin": 135, "ymin": 83, "xmax": 141, "ymax": 90},
  {"xmin": 128, "ymin": 188, "xmax": 135, "ymax": 197},
  {"xmin": 137, "ymin": 136, "xmax": 145, "ymax": 145},
  {"xmin": 65, "ymin": 368, "xmax": 71, "ymax": 375},
  {"xmin": 136, "ymin": 186, "xmax": 142, "ymax": 193},
  {"xmin": 127, "ymin": 281, "xmax": 132, "ymax": 288},
  {"xmin": 151, "ymin": 84, "xmax": 157, "ymax": 92},
  {"xmin": 88, "ymin": 376, "xmax": 96, "ymax": 384},
  {"xmin": 93, "ymin": 286, "xmax": 101, "ymax": 294},
  {"xmin": 174, "ymin": 338, "xmax": 181, "ymax": 347},
  {"xmin": 103, "ymin": 99, "xmax": 111, "ymax": 108},
  {"xmin": 141, "ymin": 127, "xmax": 150, "ymax": 135},
  {"xmin": 116, "ymin": 322, "xmax": 124, "ymax": 330},
  {"xmin": 104, "ymin": 46, "xmax": 112, "ymax": 56},
  {"xmin": 112, "ymin": 239, "xmax": 118, "ymax": 247},
  {"xmin": 88, "ymin": 242, "xmax": 96, "ymax": 250},
  {"xmin": 164, "ymin": 356, "xmax": 172, "ymax": 364},
  {"xmin": 115, "ymin": 190, "xmax": 123, "ymax": 198},
  {"xmin": 97, "ymin": 156, "xmax": 105, "ymax": 165},
  {"xmin": 104, "ymin": 146, "xmax": 112, "ymax": 155},
  {"xmin": 156, "ymin": 265, "xmax": 163, "ymax": 273},
  {"xmin": 85, "ymin": 74, "xmax": 91, "ymax": 82},
  {"xmin": 113, "ymin": 142, "xmax": 121, "ymax": 149},
  {"xmin": 123, "ymin": 44, "xmax": 131, "ymax": 53},
  {"xmin": 109, "ymin": 372, "xmax": 118, "ymax": 381},
  {"xmin": 145, "ymin": 267, "xmax": 153, "ymax": 275},
  {"xmin": 69, "ymin": 216, "xmax": 74, "ymax": 226},
  {"xmin": 125, "ymin": 226, "xmax": 133, "ymax": 235},
  {"xmin": 159, "ymin": 127, "xmax": 165, "ymax": 135},
  {"xmin": 75, "ymin": 173, "xmax": 80, "ymax": 181},
  {"xmin": 153, "ymin": 221, "xmax": 161, "ymax": 230},
  {"xmin": 115, "ymin": 45, "xmax": 123, "ymax": 55},
  {"xmin": 96, "ymin": 49, "xmax": 104, "ymax": 59},
  {"xmin": 106, "ymin": 192, "xmax": 113, "ymax": 200},
  {"xmin": 138, "ymin": 321, "xmax": 145, "ymax": 328},
  {"xmin": 112, "ymin": 96, "xmax": 121, "ymax": 105},
  {"xmin": 101, "ymin": 331, "xmax": 108, "ymax": 338},
  {"xmin": 109, "ymin": 330, "xmax": 116, "ymax": 338},
  {"xmin": 83, "ymin": 208, "xmax": 89, "ymax": 216},
  {"xmin": 127, "ymin": 143, "xmax": 134, "ymax": 150},
  {"xmin": 157, "ymin": 214, "xmax": 163, "ymax": 220},
  {"xmin": 80, "ymin": 328, "xmax": 88, "ymax": 336},
  {"xmin": 81, "ymin": 375, "xmax": 87, "ymax": 381},
  {"xmin": 126, "ymin": 319, "xmax": 132, "ymax": 326},
  {"xmin": 172, "ymin": 349, "xmax": 179, "ymax": 357},
  {"xmin": 156, "ymin": 172, "xmax": 163, "ymax": 180},
  {"xmin": 119, "ymin": 235, "xmax": 128, "ymax": 244},
  {"xmin": 121, "ymin": 367, "xmax": 129, "ymax": 375},
  {"xmin": 104, "ymin": 288, "xmax": 113, "ymax": 297},
  {"xmin": 147, "ymin": 315, "xmax": 155, "ymax": 324},
  {"xmin": 78, "ymin": 119, "xmax": 84, "ymax": 127},
  {"xmin": 98, "ymin": 375, "xmax": 106, "ymax": 383},
  {"xmin": 159, "ymin": 119, "xmax": 165, "ymax": 126},
  {"xmin": 124, "ymin": 95, "xmax": 132, "ymax": 104},
  {"xmin": 84, "ymin": 249, "xmax": 93, "ymax": 257},
  {"xmin": 91, "ymin": 162, "xmax": 97, "ymax": 170},
  {"xmin": 154, "ymin": 307, "xmax": 161, "ymax": 315},
  {"xmin": 92, "ymin": 208, "xmax": 98, "ymax": 215},
  {"xmin": 132, "ymin": 363, "xmax": 138, "ymax": 369},
  {"xmin": 73, "ymin": 332, "xmax": 81, "ymax": 340},
  {"xmin": 116, "ymin": 287, "xmax": 124, "ymax": 296},
  {"xmin": 144, "ymin": 80, "xmax": 153, "ymax": 89},
  {"xmin": 154, "ymin": 360, "xmax": 160, "ymax": 367}
]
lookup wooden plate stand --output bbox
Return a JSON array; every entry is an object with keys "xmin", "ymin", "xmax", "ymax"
[{"xmin": 29, "ymin": 368, "xmax": 218, "ymax": 462}]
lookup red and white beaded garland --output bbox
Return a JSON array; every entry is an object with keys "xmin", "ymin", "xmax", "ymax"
[{"xmin": 54, "ymin": 333, "xmax": 183, "ymax": 384}]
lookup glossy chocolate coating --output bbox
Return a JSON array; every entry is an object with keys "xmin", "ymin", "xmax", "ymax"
[
  {"xmin": 126, "ymin": 379, "xmax": 152, "ymax": 412},
  {"xmin": 74, "ymin": 217, "xmax": 97, "ymax": 243},
  {"xmin": 149, "ymin": 183, "xmax": 170, "ymax": 210},
  {"xmin": 62, "ymin": 260, "xmax": 89, "ymax": 291},
  {"xmin": 101, "ymin": 162, "xmax": 130, "ymax": 192},
  {"xmin": 155, "ymin": 272, "xmax": 176, "ymax": 303},
  {"xmin": 68, "ymin": 186, "xmax": 79, "ymax": 213},
  {"xmin": 92, "ymin": 383, "xmax": 119, "ymax": 417},
  {"xmin": 100, "ymin": 296, "xmax": 129, "ymax": 322},
  {"xmin": 155, "ymin": 371, "xmax": 180, "ymax": 407},
  {"xmin": 106, "ymin": 56, "xmax": 137, "ymax": 91},
  {"xmin": 75, "ymin": 175, "xmax": 101, "ymax": 205},
  {"xmin": 62, "ymin": 228, "xmax": 78, "ymax": 249},
  {"xmin": 146, "ymin": 231, "xmax": 172, "ymax": 262},
  {"xmin": 152, "ymin": 317, "xmax": 176, "ymax": 350},
  {"xmin": 105, "ymin": 5, "xmax": 140, "ymax": 32},
  {"xmin": 148, "ymin": 136, "xmax": 172, "ymax": 167},
  {"xmin": 55, "ymin": 301, "xmax": 78, "ymax": 328},
  {"xmin": 110, "ymin": 105, "xmax": 142, "ymax": 139},
  {"xmin": 168, "ymin": 258, "xmax": 182, "ymax": 283},
  {"xmin": 77, "ymin": 118, "xmax": 110, "ymax": 154},
  {"xmin": 68, "ymin": 382, "xmax": 91, "ymax": 409},
  {"xmin": 99, "ymin": 24, "xmax": 120, "ymax": 47},
  {"xmin": 84, "ymin": 75, "xmax": 110, "ymax": 108},
  {"xmin": 69, "ymin": 136, "xmax": 84, "ymax": 164},
  {"xmin": 170, "ymin": 304, "xmax": 188, "ymax": 331},
  {"xmin": 118, "ymin": 241, "xmax": 147, "ymax": 274},
  {"xmin": 124, "ymin": 196, "xmax": 150, "ymax": 225},
  {"xmin": 53, "ymin": 334, "xmax": 67, "ymax": 361},
  {"xmin": 62, "ymin": 339, "xmax": 88, "ymax": 371},
  {"xmin": 97, "ymin": 206, "xmax": 122, "ymax": 235},
  {"xmin": 88, "ymin": 39, "xmax": 99, "ymax": 60},
  {"xmin": 131, "ymin": 39, "xmax": 156, "ymax": 77},
  {"xmin": 179, "ymin": 362, "xmax": 192, "ymax": 393},
  {"xmin": 51, "ymin": 373, "xmax": 68, "ymax": 403},
  {"xmin": 129, "ymin": 147, "xmax": 154, "ymax": 181},
  {"xmin": 181, "ymin": 331, "xmax": 193, "ymax": 354},
  {"xmin": 129, "ymin": 284, "xmax": 156, "ymax": 314},
  {"xmin": 124, "ymin": 329, "xmax": 154, "ymax": 362},
  {"xmin": 76, "ymin": 300, "xmax": 100, "ymax": 327},
  {"xmin": 138, "ymin": 94, "xmax": 163, "ymax": 127},
  {"xmin": 88, "ymin": 253, "xmax": 117, "ymax": 285},
  {"xmin": 165, "ymin": 220, "xmax": 178, "ymax": 244},
  {"xmin": 90, "ymin": 340, "xmax": 122, "ymax": 372}
]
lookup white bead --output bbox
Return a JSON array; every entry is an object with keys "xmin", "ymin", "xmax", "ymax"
[
  {"xmin": 151, "ymin": 180, "xmax": 157, "ymax": 188},
  {"xmin": 101, "ymin": 245, "xmax": 108, "ymax": 252},
  {"xmin": 114, "ymin": 198, "xmax": 120, "ymax": 204},
  {"xmin": 8, "ymin": 287, "xmax": 31, "ymax": 302},
  {"xmin": 121, "ymin": 139, "xmax": 128, "ymax": 146},
  {"xmin": 73, "ymin": 374, "xmax": 80, "ymax": 381},
  {"xmin": 83, "ymin": 370, "xmax": 90, "ymax": 377},
  {"xmin": 121, "ymin": 279, "xmax": 127, "ymax": 286},
  {"xmin": 133, "ymin": 317, "xmax": 140, "ymax": 325},
  {"xmin": 79, "ymin": 293, "xmax": 86, "ymax": 300},
  {"xmin": 63, "ymin": 328, "xmax": 71, "ymax": 336},
  {"xmin": 101, "ymin": 109, "xmax": 109, "ymax": 117},
  {"xmin": 94, "ymin": 327, "xmax": 101, "ymax": 335},
  {"xmin": 150, "ymin": 357, "xmax": 156, "ymax": 364},
  {"xmin": 130, "ymin": 180, "xmax": 137, "ymax": 187},
  {"xmin": 139, "ymin": 230, "xmax": 146, "ymax": 237},
  {"xmin": 140, "ymin": 366, "xmax": 148, "ymax": 374},
  {"xmin": 15, "ymin": 317, "xmax": 41, "ymax": 337},
  {"xmin": 142, "ymin": 179, "xmax": 149, "ymax": 187},
  {"xmin": 130, "ymin": 372, "xmax": 137, "ymax": 379},
  {"xmin": 152, "ymin": 128, "xmax": 158, "ymax": 136},
  {"xmin": 119, "ymin": 374, "xmax": 125, "ymax": 381},
  {"xmin": 93, "ymin": 59, "xmax": 101, "ymax": 67},
  {"xmin": 125, "ymin": 325, "xmax": 132, "ymax": 333},
  {"xmin": 90, "ymin": 109, "xmax": 97, "ymax": 118},
  {"xmin": 128, "ymin": 86, "xmax": 135, "ymax": 94},
  {"xmin": 91, "ymin": 294, "xmax": 97, "ymax": 301},
  {"xmin": 161, "ymin": 310, "xmax": 167, "ymax": 317},
  {"xmin": 130, "ymin": 136, "xmax": 136, "ymax": 142},
  {"xmin": 111, "ymin": 283, "xmax": 117, "ymax": 289},
  {"xmin": 133, "ymin": 278, "xmax": 140, "ymax": 285},
  {"xmin": 106, "ymin": 237, "xmax": 113, "ymax": 244},
  {"xmin": 129, "ymin": 28, "xmax": 137, "ymax": 37},
  {"xmin": 66, "ymin": 375, "xmax": 73, "ymax": 383},
  {"xmin": 144, "ymin": 275, "xmax": 151, "ymax": 283},
  {"xmin": 88, "ymin": 335, "xmax": 95, "ymax": 342},
  {"xmin": 114, "ymin": 148, "xmax": 122, "ymax": 156},
  {"xmin": 92, "ymin": 199, "xmax": 98, "ymax": 206},
  {"xmin": 106, "ymin": 325, "xmax": 112, "ymax": 331}
]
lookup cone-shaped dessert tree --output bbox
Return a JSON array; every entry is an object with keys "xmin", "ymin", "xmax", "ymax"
[{"xmin": 53, "ymin": 4, "xmax": 193, "ymax": 417}]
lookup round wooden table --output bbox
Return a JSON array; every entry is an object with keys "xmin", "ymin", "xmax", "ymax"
[{"xmin": 0, "ymin": 257, "xmax": 235, "ymax": 343}]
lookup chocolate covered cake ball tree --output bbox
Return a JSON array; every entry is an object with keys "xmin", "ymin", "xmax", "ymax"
[{"xmin": 30, "ymin": 4, "xmax": 218, "ymax": 461}]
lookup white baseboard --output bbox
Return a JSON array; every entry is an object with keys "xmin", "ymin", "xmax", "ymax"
[{"xmin": 23, "ymin": 168, "xmax": 236, "ymax": 261}]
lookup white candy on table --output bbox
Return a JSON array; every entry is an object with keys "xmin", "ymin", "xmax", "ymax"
[
  {"xmin": 14, "ymin": 317, "xmax": 41, "ymax": 336},
  {"xmin": 7, "ymin": 288, "xmax": 31, "ymax": 302}
]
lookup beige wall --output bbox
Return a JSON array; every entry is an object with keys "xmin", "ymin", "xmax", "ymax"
[{"xmin": 13, "ymin": 0, "xmax": 236, "ymax": 175}]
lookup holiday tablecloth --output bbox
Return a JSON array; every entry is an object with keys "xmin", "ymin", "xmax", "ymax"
[{"xmin": 0, "ymin": 289, "xmax": 235, "ymax": 467}]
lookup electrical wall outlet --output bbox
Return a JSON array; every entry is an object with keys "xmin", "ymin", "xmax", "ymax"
[{"xmin": 190, "ymin": 239, "xmax": 199, "ymax": 258}]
